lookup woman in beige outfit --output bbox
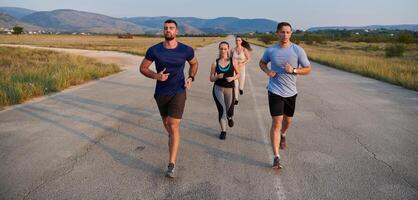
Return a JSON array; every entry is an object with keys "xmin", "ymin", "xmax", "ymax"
[{"xmin": 231, "ymin": 35, "xmax": 251, "ymax": 105}]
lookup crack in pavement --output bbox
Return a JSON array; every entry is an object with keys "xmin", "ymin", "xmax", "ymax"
[
  {"xmin": 316, "ymin": 110, "xmax": 416, "ymax": 191},
  {"xmin": 22, "ymin": 123, "xmax": 120, "ymax": 199},
  {"xmin": 307, "ymin": 91, "xmax": 416, "ymax": 191},
  {"xmin": 352, "ymin": 132, "xmax": 417, "ymax": 191}
]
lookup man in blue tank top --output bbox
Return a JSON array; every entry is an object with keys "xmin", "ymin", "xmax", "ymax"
[
  {"xmin": 259, "ymin": 22, "xmax": 311, "ymax": 169},
  {"xmin": 140, "ymin": 19, "xmax": 198, "ymax": 178}
]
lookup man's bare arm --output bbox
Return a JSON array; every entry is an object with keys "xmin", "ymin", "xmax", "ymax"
[
  {"xmin": 140, "ymin": 58, "xmax": 169, "ymax": 81},
  {"xmin": 187, "ymin": 57, "xmax": 198, "ymax": 78},
  {"xmin": 259, "ymin": 60, "xmax": 276, "ymax": 78}
]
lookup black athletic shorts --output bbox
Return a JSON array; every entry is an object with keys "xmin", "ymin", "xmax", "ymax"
[
  {"xmin": 154, "ymin": 91, "xmax": 186, "ymax": 119},
  {"xmin": 268, "ymin": 91, "xmax": 297, "ymax": 117}
]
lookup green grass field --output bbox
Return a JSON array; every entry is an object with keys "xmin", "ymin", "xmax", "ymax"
[{"xmin": 0, "ymin": 46, "xmax": 120, "ymax": 108}]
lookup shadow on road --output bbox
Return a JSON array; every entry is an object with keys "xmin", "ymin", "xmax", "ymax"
[
  {"xmin": 18, "ymin": 99, "xmax": 268, "ymax": 169},
  {"xmin": 17, "ymin": 106, "xmax": 161, "ymax": 173}
]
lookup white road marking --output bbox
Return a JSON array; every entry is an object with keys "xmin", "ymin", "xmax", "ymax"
[{"xmin": 247, "ymin": 72, "xmax": 286, "ymax": 199}]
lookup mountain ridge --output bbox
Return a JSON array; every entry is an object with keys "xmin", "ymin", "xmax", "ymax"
[
  {"xmin": 0, "ymin": 7, "xmax": 36, "ymax": 19},
  {"xmin": 307, "ymin": 24, "xmax": 418, "ymax": 32},
  {"xmin": 1, "ymin": 7, "xmax": 417, "ymax": 34}
]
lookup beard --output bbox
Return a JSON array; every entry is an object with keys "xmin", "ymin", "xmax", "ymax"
[{"xmin": 164, "ymin": 34, "xmax": 175, "ymax": 41}]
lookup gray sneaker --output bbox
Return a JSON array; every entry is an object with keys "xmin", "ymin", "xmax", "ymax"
[
  {"xmin": 272, "ymin": 156, "xmax": 283, "ymax": 169},
  {"xmin": 165, "ymin": 163, "xmax": 175, "ymax": 178}
]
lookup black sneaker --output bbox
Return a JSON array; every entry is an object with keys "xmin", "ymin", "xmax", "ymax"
[
  {"xmin": 227, "ymin": 117, "xmax": 234, "ymax": 127},
  {"xmin": 219, "ymin": 131, "xmax": 226, "ymax": 140},
  {"xmin": 272, "ymin": 156, "xmax": 283, "ymax": 169},
  {"xmin": 239, "ymin": 89, "xmax": 243, "ymax": 95},
  {"xmin": 234, "ymin": 100, "xmax": 239, "ymax": 105},
  {"xmin": 165, "ymin": 163, "xmax": 175, "ymax": 178}
]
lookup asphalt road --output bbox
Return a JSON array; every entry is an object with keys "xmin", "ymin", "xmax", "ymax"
[{"xmin": 0, "ymin": 39, "xmax": 417, "ymax": 200}]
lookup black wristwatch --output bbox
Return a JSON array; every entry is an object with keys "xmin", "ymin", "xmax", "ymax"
[{"xmin": 188, "ymin": 76, "xmax": 195, "ymax": 82}]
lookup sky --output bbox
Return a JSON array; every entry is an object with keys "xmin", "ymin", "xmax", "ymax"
[{"xmin": 1, "ymin": 0, "xmax": 417, "ymax": 30}]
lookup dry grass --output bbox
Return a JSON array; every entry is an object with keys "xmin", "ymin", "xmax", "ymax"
[
  {"xmin": 0, "ymin": 46, "xmax": 121, "ymax": 108},
  {"xmin": 0, "ymin": 35, "xmax": 224, "ymax": 55},
  {"xmin": 0, "ymin": 35, "xmax": 224, "ymax": 108},
  {"xmin": 302, "ymin": 44, "xmax": 418, "ymax": 91},
  {"xmin": 248, "ymin": 38, "xmax": 418, "ymax": 91}
]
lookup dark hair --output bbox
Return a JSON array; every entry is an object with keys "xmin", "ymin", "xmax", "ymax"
[
  {"xmin": 219, "ymin": 41, "xmax": 229, "ymax": 47},
  {"xmin": 218, "ymin": 41, "xmax": 230, "ymax": 59},
  {"xmin": 236, "ymin": 35, "xmax": 252, "ymax": 51},
  {"xmin": 164, "ymin": 19, "xmax": 178, "ymax": 27},
  {"xmin": 276, "ymin": 22, "xmax": 292, "ymax": 32}
]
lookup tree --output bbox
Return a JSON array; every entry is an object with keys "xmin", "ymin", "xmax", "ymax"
[
  {"xmin": 12, "ymin": 26, "xmax": 24, "ymax": 36},
  {"xmin": 397, "ymin": 32, "xmax": 414, "ymax": 43},
  {"xmin": 385, "ymin": 44, "xmax": 405, "ymax": 57},
  {"xmin": 257, "ymin": 34, "xmax": 276, "ymax": 44}
]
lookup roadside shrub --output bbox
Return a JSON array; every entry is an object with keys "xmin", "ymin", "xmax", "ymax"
[
  {"xmin": 305, "ymin": 40, "xmax": 314, "ymax": 45},
  {"xmin": 257, "ymin": 34, "xmax": 276, "ymax": 44},
  {"xmin": 385, "ymin": 44, "xmax": 405, "ymax": 57},
  {"xmin": 362, "ymin": 45, "xmax": 380, "ymax": 52},
  {"xmin": 397, "ymin": 32, "xmax": 415, "ymax": 43}
]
